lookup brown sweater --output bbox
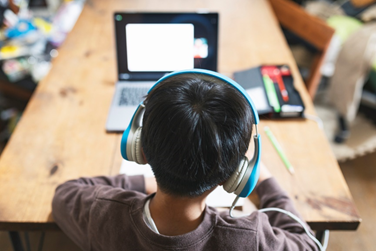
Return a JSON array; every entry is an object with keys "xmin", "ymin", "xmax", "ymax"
[{"xmin": 52, "ymin": 175, "xmax": 318, "ymax": 251}]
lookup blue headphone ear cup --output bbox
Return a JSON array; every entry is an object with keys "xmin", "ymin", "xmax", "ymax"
[
  {"xmin": 133, "ymin": 127, "xmax": 146, "ymax": 164},
  {"xmin": 223, "ymin": 158, "xmax": 248, "ymax": 193}
]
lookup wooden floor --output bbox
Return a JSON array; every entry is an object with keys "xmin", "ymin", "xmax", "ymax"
[{"xmin": 0, "ymin": 152, "xmax": 375, "ymax": 251}]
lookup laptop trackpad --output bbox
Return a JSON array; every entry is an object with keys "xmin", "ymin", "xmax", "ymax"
[{"xmin": 106, "ymin": 105, "xmax": 136, "ymax": 132}]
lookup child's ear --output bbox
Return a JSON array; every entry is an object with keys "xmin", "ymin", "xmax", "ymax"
[{"xmin": 141, "ymin": 148, "xmax": 148, "ymax": 164}]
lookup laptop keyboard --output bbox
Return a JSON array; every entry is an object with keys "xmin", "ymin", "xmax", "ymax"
[{"xmin": 119, "ymin": 87, "xmax": 150, "ymax": 106}]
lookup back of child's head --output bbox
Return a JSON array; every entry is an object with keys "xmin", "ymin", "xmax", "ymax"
[{"xmin": 141, "ymin": 75, "xmax": 253, "ymax": 197}]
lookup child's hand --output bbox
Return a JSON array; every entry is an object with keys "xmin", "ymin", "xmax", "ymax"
[
  {"xmin": 257, "ymin": 162, "xmax": 272, "ymax": 186},
  {"xmin": 145, "ymin": 176, "xmax": 157, "ymax": 194}
]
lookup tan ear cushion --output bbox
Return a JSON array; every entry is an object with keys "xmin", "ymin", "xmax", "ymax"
[
  {"xmin": 223, "ymin": 158, "xmax": 248, "ymax": 193},
  {"xmin": 134, "ymin": 127, "xmax": 146, "ymax": 164}
]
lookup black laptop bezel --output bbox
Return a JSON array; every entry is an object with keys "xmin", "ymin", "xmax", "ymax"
[{"xmin": 114, "ymin": 12, "xmax": 219, "ymax": 81}]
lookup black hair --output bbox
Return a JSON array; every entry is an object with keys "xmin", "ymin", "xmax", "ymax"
[{"xmin": 141, "ymin": 75, "xmax": 253, "ymax": 197}]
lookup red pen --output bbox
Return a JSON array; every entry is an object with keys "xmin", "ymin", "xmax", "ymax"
[
  {"xmin": 274, "ymin": 68, "xmax": 289, "ymax": 102},
  {"xmin": 261, "ymin": 66, "xmax": 289, "ymax": 102}
]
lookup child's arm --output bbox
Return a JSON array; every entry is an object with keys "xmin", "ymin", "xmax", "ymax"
[
  {"xmin": 256, "ymin": 163, "xmax": 303, "ymax": 229},
  {"xmin": 57, "ymin": 174, "xmax": 146, "ymax": 192},
  {"xmin": 52, "ymin": 174, "xmax": 146, "ymax": 250},
  {"xmin": 255, "ymin": 163, "xmax": 319, "ymax": 250}
]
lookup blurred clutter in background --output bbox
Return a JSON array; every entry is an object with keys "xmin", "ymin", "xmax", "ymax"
[
  {"xmin": 0, "ymin": 0, "xmax": 376, "ymax": 164},
  {"xmin": 283, "ymin": 0, "xmax": 376, "ymax": 162},
  {"xmin": 0, "ymin": 0, "xmax": 83, "ymax": 151}
]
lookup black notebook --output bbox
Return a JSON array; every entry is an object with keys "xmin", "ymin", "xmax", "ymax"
[{"xmin": 234, "ymin": 65, "xmax": 305, "ymax": 118}]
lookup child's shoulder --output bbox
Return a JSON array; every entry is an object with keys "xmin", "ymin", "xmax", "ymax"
[
  {"xmin": 94, "ymin": 185, "xmax": 148, "ymax": 210},
  {"xmin": 207, "ymin": 206, "xmax": 261, "ymax": 232}
]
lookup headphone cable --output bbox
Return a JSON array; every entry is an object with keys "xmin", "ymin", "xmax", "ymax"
[{"xmin": 229, "ymin": 199, "xmax": 329, "ymax": 251}]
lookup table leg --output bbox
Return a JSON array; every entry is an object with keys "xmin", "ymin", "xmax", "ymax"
[
  {"xmin": 24, "ymin": 232, "xmax": 31, "ymax": 251},
  {"xmin": 38, "ymin": 232, "xmax": 45, "ymax": 251},
  {"xmin": 8, "ymin": 231, "xmax": 25, "ymax": 251},
  {"xmin": 316, "ymin": 230, "xmax": 324, "ymax": 244}
]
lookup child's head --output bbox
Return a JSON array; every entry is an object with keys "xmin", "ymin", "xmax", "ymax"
[{"xmin": 141, "ymin": 74, "xmax": 253, "ymax": 197}]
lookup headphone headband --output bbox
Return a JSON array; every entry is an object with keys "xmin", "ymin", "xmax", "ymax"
[{"xmin": 148, "ymin": 69, "xmax": 260, "ymax": 125}]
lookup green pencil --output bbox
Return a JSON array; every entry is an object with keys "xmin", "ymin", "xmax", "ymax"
[
  {"xmin": 262, "ymin": 75, "xmax": 281, "ymax": 113},
  {"xmin": 264, "ymin": 126, "xmax": 295, "ymax": 174}
]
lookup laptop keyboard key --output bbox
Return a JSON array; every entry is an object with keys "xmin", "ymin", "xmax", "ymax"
[{"xmin": 119, "ymin": 87, "xmax": 149, "ymax": 106}]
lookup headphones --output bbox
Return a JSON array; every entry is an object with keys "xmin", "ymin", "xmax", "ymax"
[{"xmin": 121, "ymin": 69, "xmax": 261, "ymax": 198}]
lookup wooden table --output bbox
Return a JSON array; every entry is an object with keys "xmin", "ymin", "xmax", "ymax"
[{"xmin": 0, "ymin": 0, "xmax": 360, "ymax": 240}]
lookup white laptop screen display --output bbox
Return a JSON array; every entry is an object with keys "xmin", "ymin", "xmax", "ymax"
[
  {"xmin": 126, "ymin": 24, "xmax": 194, "ymax": 72},
  {"xmin": 114, "ymin": 13, "xmax": 218, "ymax": 80}
]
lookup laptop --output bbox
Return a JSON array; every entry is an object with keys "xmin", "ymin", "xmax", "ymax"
[{"xmin": 106, "ymin": 12, "xmax": 219, "ymax": 132}]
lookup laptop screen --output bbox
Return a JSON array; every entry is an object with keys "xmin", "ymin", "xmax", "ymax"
[
  {"xmin": 126, "ymin": 23, "xmax": 194, "ymax": 72},
  {"xmin": 114, "ymin": 13, "xmax": 219, "ymax": 81}
]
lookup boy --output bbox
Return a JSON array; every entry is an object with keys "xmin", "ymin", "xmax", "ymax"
[{"xmin": 52, "ymin": 74, "xmax": 318, "ymax": 250}]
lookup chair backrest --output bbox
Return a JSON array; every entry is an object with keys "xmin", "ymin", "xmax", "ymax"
[
  {"xmin": 269, "ymin": 0, "xmax": 335, "ymax": 98},
  {"xmin": 351, "ymin": 0, "xmax": 376, "ymax": 8}
]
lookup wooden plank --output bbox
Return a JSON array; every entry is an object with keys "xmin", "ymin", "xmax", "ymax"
[
  {"xmin": 350, "ymin": 0, "xmax": 376, "ymax": 7},
  {"xmin": 269, "ymin": 0, "xmax": 335, "ymax": 50},
  {"xmin": 254, "ymin": 120, "xmax": 360, "ymax": 230},
  {"xmin": 0, "ymin": 0, "xmax": 360, "ymax": 231},
  {"xmin": 0, "ymin": 1, "xmax": 120, "ymax": 230}
]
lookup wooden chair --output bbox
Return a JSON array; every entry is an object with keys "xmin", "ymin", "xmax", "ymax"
[
  {"xmin": 351, "ymin": 0, "xmax": 376, "ymax": 8},
  {"xmin": 269, "ymin": 0, "xmax": 335, "ymax": 99}
]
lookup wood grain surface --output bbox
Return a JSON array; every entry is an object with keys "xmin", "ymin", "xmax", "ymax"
[{"xmin": 0, "ymin": 0, "xmax": 360, "ymax": 231}]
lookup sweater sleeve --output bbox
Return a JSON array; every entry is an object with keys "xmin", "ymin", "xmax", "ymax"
[
  {"xmin": 255, "ymin": 178, "xmax": 319, "ymax": 251},
  {"xmin": 52, "ymin": 174, "xmax": 145, "ymax": 251}
]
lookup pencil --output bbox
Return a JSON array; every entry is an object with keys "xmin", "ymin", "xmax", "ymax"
[
  {"xmin": 264, "ymin": 126, "xmax": 295, "ymax": 174},
  {"xmin": 262, "ymin": 75, "xmax": 281, "ymax": 113}
]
